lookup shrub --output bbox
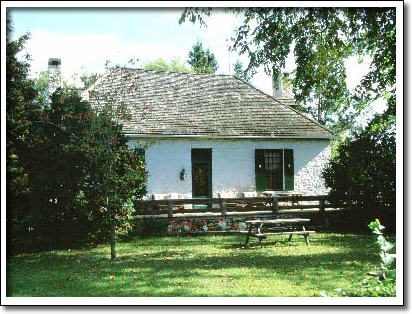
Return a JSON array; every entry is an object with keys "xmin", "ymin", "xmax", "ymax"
[
  {"xmin": 132, "ymin": 218, "xmax": 169, "ymax": 237},
  {"xmin": 323, "ymin": 105, "xmax": 396, "ymax": 233},
  {"xmin": 7, "ymin": 88, "xmax": 147, "ymax": 254}
]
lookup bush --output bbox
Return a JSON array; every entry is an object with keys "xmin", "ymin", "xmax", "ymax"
[
  {"xmin": 131, "ymin": 218, "xmax": 169, "ymax": 237},
  {"xmin": 323, "ymin": 105, "xmax": 396, "ymax": 233},
  {"xmin": 7, "ymin": 88, "xmax": 147, "ymax": 254},
  {"xmin": 326, "ymin": 208, "xmax": 396, "ymax": 234}
]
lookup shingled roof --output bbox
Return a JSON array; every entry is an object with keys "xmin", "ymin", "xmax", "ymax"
[{"xmin": 82, "ymin": 67, "xmax": 335, "ymax": 139}]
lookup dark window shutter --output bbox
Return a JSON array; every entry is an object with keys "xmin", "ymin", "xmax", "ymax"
[
  {"xmin": 284, "ymin": 149, "xmax": 294, "ymax": 191},
  {"xmin": 255, "ymin": 149, "xmax": 266, "ymax": 192}
]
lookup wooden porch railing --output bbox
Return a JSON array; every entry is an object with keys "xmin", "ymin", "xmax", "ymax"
[{"xmin": 134, "ymin": 195, "xmax": 332, "ymax": 220}]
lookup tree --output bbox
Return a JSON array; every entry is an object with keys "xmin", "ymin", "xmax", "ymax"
[
  {"xmin": 7, "ymin": 16, "xmax": 147, "ymax": 255},
  {"xmin": 233, "ymin": 60, "xmax": 251, "ymax": 83},
  {"xmin": 33, "ymin": 71, "xmax": 49, "ymax": 108},
  {"xmin": 8, "ymin": 83, "xmax": 147, "ymax": 256},
  {"xmin": 23, "ymin": 88, "xmax": 94, "ymax": 250},
  {"xmin": 6, "ymin": 14, "xmax": 42, "ymax": 254},
  {"xmin": 322, "ymin": 100, "xmax": 396, "ymax": 232},
  {"xmin": 83, "ymin": 103, "xmax": 147, "ymax": 261},
  {"xmin": 188, "ymin": 41, "xmax": 219, "ymax": 74},
  {"xmin": 180, "ymin": 8, "xmax": 396, "ymax": 132},
  {"xmin": 83, "ymin": 67, "xmax": 148, "ymax": 260},
  {"xmin": 80, "ymin": 72, "xmax": 101, "ymax": 89},
  {"xmin": 142, "ymin": 58, "xmax": 191, "ymax": 72}
]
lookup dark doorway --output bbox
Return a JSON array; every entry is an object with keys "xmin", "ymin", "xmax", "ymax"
[{"xmin": 191, "ymin": 149, "xmax": 212, "ymax": 198}]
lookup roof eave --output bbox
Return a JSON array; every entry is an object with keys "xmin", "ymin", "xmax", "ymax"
[{"xmin": 125, "ymin": 133, "xmax": 338, "ymax": 140}]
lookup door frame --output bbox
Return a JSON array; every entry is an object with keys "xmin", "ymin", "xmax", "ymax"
[{"xmin": 191, "ymin": 148, "xmax": 212, "ymax": 198}]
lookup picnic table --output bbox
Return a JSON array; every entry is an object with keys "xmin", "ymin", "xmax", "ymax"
[{"xmin": 242, "ymin": 218, "xmax": 315, "ymax": 248}]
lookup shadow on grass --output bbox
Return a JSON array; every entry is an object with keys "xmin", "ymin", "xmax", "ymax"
[{"xmin": 7, "ymin": 233, "xmax": 383, "ymax": 297}]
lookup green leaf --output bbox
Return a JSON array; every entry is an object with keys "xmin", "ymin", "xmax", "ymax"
[{"xmin": 380, "ymin": 253, "xmax": 395, "ymax": 268}]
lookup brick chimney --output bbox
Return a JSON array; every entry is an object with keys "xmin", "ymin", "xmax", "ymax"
[
  {"xmin": 272, "ymin": 70, "xmax": 299, "ymax": 110},
  {"xmin": 272, "ymin": 70, "xmax": 283, "ymax": 99},
  {"xmin": 48, "ymin": 58, "xmax": 62, "ymax": 96}
]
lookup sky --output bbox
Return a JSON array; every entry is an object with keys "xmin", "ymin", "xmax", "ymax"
[
  {"xmin": 8, "ymin": 7, "xmax": 278, "ymax": 91},
  {"xmin": 7, "ymin": 6, "xmax": 374, "ymax": 97}
]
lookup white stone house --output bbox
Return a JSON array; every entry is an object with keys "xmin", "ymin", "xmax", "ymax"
[{"xmin": 81, "ymin": 67, "xmax": 336, "ymax": 200}]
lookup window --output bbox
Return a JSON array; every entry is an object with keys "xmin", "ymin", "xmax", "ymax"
[
  {"xmin": 255, "ymin": 149, "xmax": 294, "ymax": 191},
  {"xmin": 264, "ymin": 150, "xmax": 283, "ymax": 190}
]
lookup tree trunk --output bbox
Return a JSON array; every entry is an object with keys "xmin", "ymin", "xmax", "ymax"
[
  {"xmin": 109, "ymin": 222, "xmax": 116, "ymax": 261},
  {"xmin": 107, "ymin": 195, "xmax": 116, "ymax": 261}
]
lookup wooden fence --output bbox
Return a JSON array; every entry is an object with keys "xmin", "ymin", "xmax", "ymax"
[{"xmin": 134, "ymin": 195, "xmax": 334, "ymax": 220}]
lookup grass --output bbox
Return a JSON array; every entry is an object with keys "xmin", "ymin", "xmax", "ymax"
[{"xmin": 6, "ymin": 232, "xmax": 394, "ymax": 297}]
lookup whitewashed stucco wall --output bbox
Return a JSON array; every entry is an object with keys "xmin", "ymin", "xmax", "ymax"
[{"xmin": 128, "ymin": 137, "xmax": 331, "ymax": 199}]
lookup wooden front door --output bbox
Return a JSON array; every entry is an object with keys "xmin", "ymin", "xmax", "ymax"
[{"xmin": 191, "ymin": 149, "xmax": 212, "ymax": 198}]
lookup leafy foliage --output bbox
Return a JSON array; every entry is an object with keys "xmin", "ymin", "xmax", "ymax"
[
  {"xmin": 7, "ymin": 85, "xmax": 147, "ymax": 254},
  {"xmin": 362, "ymin": 219, "xmax": 396, "ymax": 297},
  {"xmin": 322, "ymin": 101, "xmax": 396, "ymax": 232},
  {"xmin": 357, "ymin": 271, "xmax": 396, "ymax": 297},
  {"xmin": 180, "ymin": 8, "xmax": 396, "ymax": 132},
  {"xmin": 6, "ymin": 24, "xmax": 147, "ymax": 255},
  {"xmin": 368, "ymin": 219, "xmax": 395, "ymax": 270},
  {"xmin": 80, "ymin": 72, "xmax": 101, "ymax": 89},
  {"xmin": 188, "ymin": 41, "xmax": 219, "ymax": 74},
  {"xmin": 79, "ymin": 102, "xmax": 147, "ymax": 259},
  {"xmin": 320, "ymin": 219, "xmax": 396, "ymax": 297},
  {"xmin": 6, "ymin": 18, "xmax": 41, "ymax": 254},
  {"xmin": 131, "ymin": 218, "xmax": 169, "ymax": 237},
  {"xmin": 32, "ymin": 71, "xmax": 50, "ymax": 108},
  {"xmin": 280, "ymin": 72, "xmax": 294, "ymax": 98},
  {"xmin": 178, "ymin": 7, "xmax": 212, "ymax": 27},
  {"xmin": 20, "ymin": 89, "xmax": 93, "ymax": 249},
  {"xmin": 233, "ymin": 60, "xmax": 251, "ymax": 83},
  {"xmin": 143, "ymin": 58, "xmax": 191, "ymax": 73}
]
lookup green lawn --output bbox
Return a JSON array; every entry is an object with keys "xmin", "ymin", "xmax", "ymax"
[{"xmin": 6, "ymin": 233, "xmax": 392, "ymax": 297}]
